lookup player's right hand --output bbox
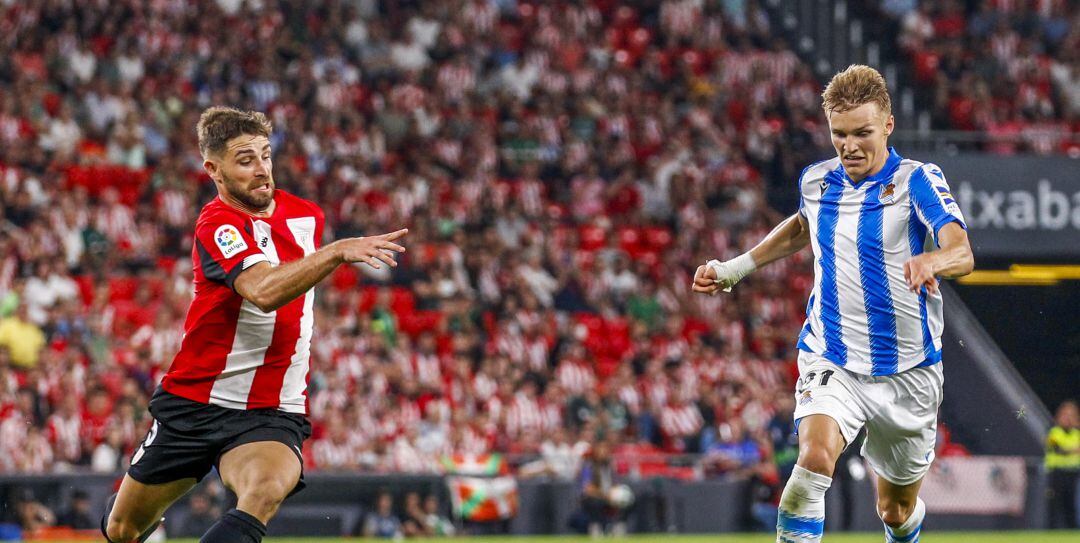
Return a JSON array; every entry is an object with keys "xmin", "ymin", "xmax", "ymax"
[
  {"xmin": 692, "ymin": 264, "xmax": 722, "ymax": 296},
  {"xmin": 337, "ymin": 228, "xmax": 408, "ymax": 269}
]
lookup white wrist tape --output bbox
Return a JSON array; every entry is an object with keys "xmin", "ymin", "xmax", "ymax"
[{"xmin": 705, "ymin": 253, "xmax": 757, "ymax": 292}]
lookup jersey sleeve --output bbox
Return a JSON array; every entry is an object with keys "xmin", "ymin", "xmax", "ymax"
[
  {"xmin": 909, "ymin": 163, "xmax": 967, "ymax": 247},
  {"xmin": 194, "ymin": 214, "xmax": 269, "ymax": 290},
  {"xmin": 797, "ymin": 168, "xmax": 808, "ymax": 218}
]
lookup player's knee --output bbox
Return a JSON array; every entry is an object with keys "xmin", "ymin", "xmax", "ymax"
[
  {"xmin": 796, "ymin": 445, "xmax": 837, "ymax": 477},
  {"xmin": 106, "ymin": 517, "xmax": 144, "ymax": 542},
  {"xmin": 238, "ymin": 478, "xmax": 290, "ymax": 516},
  {"xmin": 877, "ymin": 498, "xmax": 915, "ymax": 527}
]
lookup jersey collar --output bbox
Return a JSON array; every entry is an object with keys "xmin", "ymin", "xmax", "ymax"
[{"xmin": 842, "ymin": 147, "xmax": 902, "ymax": 188}]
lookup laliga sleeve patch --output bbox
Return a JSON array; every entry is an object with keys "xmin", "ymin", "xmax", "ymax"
[{"xmin": 214, "ymin": 224, "xmax": 248, "ymax": 259}]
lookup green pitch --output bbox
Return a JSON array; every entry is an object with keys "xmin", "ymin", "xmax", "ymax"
[{"xmin": 56, "ymin": 533, "xmax": 1077, "ymax": 543}]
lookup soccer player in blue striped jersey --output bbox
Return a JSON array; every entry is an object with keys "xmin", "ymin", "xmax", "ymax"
[{"xmin": 693, "ymin": 65, "xmax": 974, "ymax": 543}]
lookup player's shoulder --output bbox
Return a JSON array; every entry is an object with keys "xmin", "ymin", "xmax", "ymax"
[
  {"xmin": 895, "ymin": 157, "xmax": 948, "ymax": 187},
  {"xmin": 274, "ymin": 189, "xmax": 325, "ymax": 221},
  {"xmin": 799, "ymin": 157, "xmax": 840, "ymax": 186},
  {"xmin": 195, "ymin": 197, "xmax": 247, "ymax": 229}
]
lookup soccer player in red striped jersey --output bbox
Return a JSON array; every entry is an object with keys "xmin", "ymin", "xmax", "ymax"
[{"xmin": 102, "ymin": 107, "xmax": 408, "ymax": 543}]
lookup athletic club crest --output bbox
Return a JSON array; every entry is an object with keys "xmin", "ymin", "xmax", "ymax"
[{"xmin": 799, "ymin": 390, "xmax": 814, "ymax": 406}]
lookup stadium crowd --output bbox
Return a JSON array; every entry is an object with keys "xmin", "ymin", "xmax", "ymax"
[
  {"xmin": 0, "ymin": 0, "xmax": 976, "ymax": 490},
  {"xmin": 886, "ymin": 0, "xmax": 1079, "ymax": 154}
]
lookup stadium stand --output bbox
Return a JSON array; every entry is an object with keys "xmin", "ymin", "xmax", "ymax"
[
  {"xmin": 0, "ymin": 0, "xmax": 1003, "ymax": 486},
  {"xmin": 881, "ymin": 0, "xmax": 1078, "ymax": 154}
]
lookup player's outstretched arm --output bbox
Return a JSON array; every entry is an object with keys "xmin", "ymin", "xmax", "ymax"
[
  {"xmin": 235, "ymin": 229, "xmax": 408, "ymax": 313},
  {"xmin": 692, "ymin": 213, "xmax": 810, "ymax": 295},
  {"xmin": 903, "ymin": 222, "xmax": 973, "ymax": 295}
]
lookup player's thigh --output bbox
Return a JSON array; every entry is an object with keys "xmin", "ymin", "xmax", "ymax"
[
  {"xmin": 110, "ymin": 474, "xmax": 197, "ymax": 528},
  {"xmin": 796, "ymin": 414, "xmax": 847, "ymax": 471},
  {"xmin": 862, "ymin": 363, "xmax": 944, "ymax": 486},
  {"xmin": 218, "ymin": 440, "xmax": 302, "ymax": 502},
  {"xmin": 793, "ymin": 351, "xmax": 866, "ymax": 460}
]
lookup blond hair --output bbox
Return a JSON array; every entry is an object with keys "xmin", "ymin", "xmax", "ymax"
[
  {"xmin": 821, "ymin": 65, "xmax": 892, "ymax": 116},
  {"xmin": 196, "ymin": 106, "xmax": 273, "ymax": 159}
]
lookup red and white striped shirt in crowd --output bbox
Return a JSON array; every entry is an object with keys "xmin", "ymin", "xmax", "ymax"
[
  {"xmin": 433, "ymin": 137, "xmax": 462, "ymax": 168},
  {"xmin": 436, "ymin": 61, "xmax": 476, "ymax": 102},
  {"xmin": 517, "ymin": 177, "xmax": 546, "ymax": 218},
  {"xmin": 660, "ymin": 0, "xmax": 700, "ymax": 39},
  {"xmin": 523, "ymin": 336, "xmax": 550, "ymax": 373},
  {"xmin": 746, "ymin": 360, "xmax": 785, "ymax": 390},
  {"xmin": 539, "ymin": 71, "xmax": 569, "ymax": 95},
  {"xmin": 405, "ymin": 352, "xmax": 443, "ymax": 389},
  {"xmin": 756, "ymin": 50, "xmax": 799, "ymax": 86},
  {"xmin": 311, "ymin": 437, "xmax": 355, "ymax": 469},
  {"xmin": 462, "ymin": 0, "xmax": 497, "ymax": 35},
  {"xmin": 617, "ymin": 382, "xmax": 642, "ymax": 415},
  {"xmin": 472, "ymin": 371, "xmax": 498, "ymax": 402},
  {"xmin": 307, "ymin": 384, "xmax": 349, "ymax": 420},
  {"xmin": 390, "ymin": 83, "xmax": 426, "ymax": 112},
  {"xmin": 96, "ymin": 202, "xmax": 136, "ymax": 243},
  {"xmin": 555, "ymin": 359, "xmax": 596, "ymax": 397},
  {"xmin": 46, "ymin": 412, "xmax": 82, "ymax": 463},
  {"xmin": 17, "ymin": 431, "xmax": 54, "ymax": 473},
  {"xmin": 157, "ymin": 188, "xmax": 192, "ymax": 228},
  {"xmin": 161, "ymin": 190, "xmax": 325, "ymax": 414},
  {"xmin": 388, "ymin": 436, "xmax": 432, "ymax": 473},
  {"xmin": 563, "ymin": 3, "xmax": 601, "ymax": 37},
  {"xmin": 397, "ymin": 398, "xmax": 423, "ymax": 430},
  {"xmin": 505, "ymin": 392, "xmax": 544, "ymax": 437},
  {"xmin": 990, "ymin": 28, "xmax": 1020, "ymax": 64},
  {"xmin": 495, "ymin": 330, "xmax": 527, "ymax": 366},
  {"xmin": 719, "ymin": 51, "xmax": 755, "ymax": 88},
  {"xmin": 540, "ymin": 400, "xmax": 563, "ymax": 433},
  {"xmin": 455, "ymin": 424, "xmax": 492, "ymax": 456},
  {"xmin": 660, "ymin": 402, "xmax": 704, "ymax": 438}
]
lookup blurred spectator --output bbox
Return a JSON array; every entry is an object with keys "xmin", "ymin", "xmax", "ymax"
[
  {"xmin": 401, "ymin": 491, "xmax": 430, "ymax": 537},
  {"xmin": 1045, "ymin": 400, "xmax": 1079, "ymax": 529},
  {"xmin": 0, "ymin": 304, "xmax": 45, "ymax": 368},
  {"xmin": 55, "ymin": 490, "xmax": 95, "ymax": 530},
  {"xmin": 520, "ymin": 427, "xmax": 590, "ymax": 480},
  {"xmin": 421, "ymin": 494, "xmax": 455, "ymax": 536},
  {"xmin": 362, "ymin": 490, "xmax": 404, "ymax": 539},
  {"xmin": 575, "ymin": 441, "xmax": 632, "ymax": 538},
  {"xmin": 703, "ymin": 417, "xmax": 765, "ymax": 476},
  {"xmin": 10, "ymin": 488, "xmax": 55, "ymax": 533},
  {"xmin": 177, "ymin": 491, "xmax": 221, "ymax": 537}
]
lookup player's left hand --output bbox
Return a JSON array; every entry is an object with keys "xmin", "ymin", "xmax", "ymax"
[{"xmin": 903, "ymin": 254, "xmax": 939, "ymax": 295}]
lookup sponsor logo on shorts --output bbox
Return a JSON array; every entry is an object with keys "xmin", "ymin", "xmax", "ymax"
[
  {"xmin": 799, "ymin": 390, "xmax": 814, "ymax": 406},
  {"xmin": 214, "ymin": 224, "xmax": 247, "ymax": 258}
]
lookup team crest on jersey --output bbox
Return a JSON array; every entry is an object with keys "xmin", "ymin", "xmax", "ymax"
[
  {"xmin": 214, "ymin": 224, "xmax": 248, "ymax": 259},
  {"xmin": 799, "ymin": 390, "xmax": 814, "ymax": 406},
  {"xmin": 880, "ymin": 183, "xmax": 896, "ymax": 204}
]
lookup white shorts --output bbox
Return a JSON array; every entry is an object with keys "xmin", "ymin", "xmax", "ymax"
[{"xmin": 793, "ymin": 350, "xmax": 944, "ymax": 486}]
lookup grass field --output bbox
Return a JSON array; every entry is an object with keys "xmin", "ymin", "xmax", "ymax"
[{"xmin": 45, "ymin": 533, "xmax": 1078, "ymax": 543}]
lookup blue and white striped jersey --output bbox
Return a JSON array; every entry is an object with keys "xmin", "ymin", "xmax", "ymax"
[{"xmin": 796, "ymin": 147, "xmax": 966, "ymax": 376}]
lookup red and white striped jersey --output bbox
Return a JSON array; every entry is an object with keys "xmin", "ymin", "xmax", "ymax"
[
  {"xmin": 46, "ymin": 412, "xmax": 81, "ymax": 463},
  {"xmin": 555, "ymin": 359, "xmax": 596, "ymax": 397},
  {"xmin": 161, "ymin": 190, "xmax": 325, "ymax": 414},
  {"xmin": 660, "ymin": 402, "xmax": 704, "ymax": 438}
]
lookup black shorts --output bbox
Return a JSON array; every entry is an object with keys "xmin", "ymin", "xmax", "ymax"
[{"xmin": 127, "ymin": 387, "xmax": 312, "ymax": 496}]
